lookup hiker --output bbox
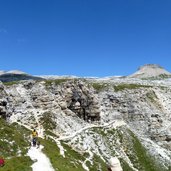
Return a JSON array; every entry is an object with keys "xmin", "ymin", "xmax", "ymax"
[
  {"xmin": 107, "ymin": 157, "xmax": 123, "ymax": 171},
  {"xmin": 32, "ymin": 129, "xmax": 38, "ymax": 147},
  {"xmin": 0, "ymin": 157, "xmax": 5, "ymax": 167}
]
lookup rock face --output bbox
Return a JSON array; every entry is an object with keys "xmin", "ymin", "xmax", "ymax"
[
  {"xmin": 3, "ymin": 80, "xmax": 100, "ymax": 126},
  {"xmin": 98, "ymin": 80, "xmax": 171, "ymax": 166},
  {"xmin": 0, "ymin": 82, "xmax": 9, "ymax": 119},
  {"xmin": 64, "ymin": 81, "xmax": 100, "ymax": 121},
  {"xmin": 128, "ymin": 64, "xmax": 171, "ymax": 78},
  {"xmin": 101, "ymin": 85, "xmax": 171, "ymax": 139},
  {"xmin": 1, "ymin": 74, "xmax": 171, "ymax": 170}
]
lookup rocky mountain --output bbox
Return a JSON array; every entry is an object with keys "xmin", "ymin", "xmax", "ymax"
[
  {"xmin": 0, "ymin": 70, "xmax": 28, "ymax": 76},
  {"xmin": 128, "ymin": 64, "xmax": 171, "ymax": 79},
  {"xmin": 1, "ymin": 65, "xmax": 171, "ymax": 171},
  {"xmin": 0, "ymin": 70, "xmax": 43, "ymax": 82}
]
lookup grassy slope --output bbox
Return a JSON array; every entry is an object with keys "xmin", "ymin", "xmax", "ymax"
[
  {"xmin": 0, "ymin": 118, "xmax": 33, "ymax": 171},
  {"xmin": 40, "ymin": 138, "xmax": 85, "ymax": 171},
  {"xmin": 0, "ymin": 116, "xmax": 169, "ymax": 171},
  {"xmin": 40, "ymin": 124, "xmax": 168, "ymax": 171},
  {"xmin": 118, "ymin": 128, "xmax": 168, "ymax": 171},
  {"xmin": 86, "ymin": 126, "xmax": 168, "ymax": 171},
  {"xmin": 40, "ymin": 137, "xmax": 107, "ymax": 171},
  {"xmin": 113, "ymin": 84, "xmax": 152, "ymax": 92}
]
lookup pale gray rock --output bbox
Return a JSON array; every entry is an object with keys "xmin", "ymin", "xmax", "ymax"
[{"xmin": 1, "ymin": 75, "xmax": 171, "ymax": 168}]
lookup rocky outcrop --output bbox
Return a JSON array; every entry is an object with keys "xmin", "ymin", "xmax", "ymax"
[
  {"xmin": 47, "ymin": 80, "xmax": 100, "ymax": 121},
  {"xmin": 0, "ymin": 82, "xmax": 9, "ymax": 119},
  {"xmin": 98, "ymin": 82, "xmax": 171, "ymax": 166},
  {"xmin": 4, "ymin": 80, "xmax": 100, "ymax": 125},
  {"xmin": 128, "ymin": 64, "xmax": 171, "ymax": 79},
  {"xmin": 107, "ymin": 157, "xmax": 123, "ymax": 171},
  {"xmin": 61, "ymin": 81, "xmax": 100, "ymax": 121}
]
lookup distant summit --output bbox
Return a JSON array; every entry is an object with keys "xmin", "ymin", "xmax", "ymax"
[
  {"xmin": 128, "ymin": 64, "xmax": 171, "ymax": 79},
  {"xmin": 0, "ymin": 70, "xmax": 43, "ymax": 82},
  {"xmin": 5, "ymin": 70, "xmax": 27, "ymax": 75},
  {"xmin": 0, "ymin": 70, "xmax": 27, "ymax": 76}
]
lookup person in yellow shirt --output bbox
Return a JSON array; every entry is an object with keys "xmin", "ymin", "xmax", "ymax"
[{"xmin": 32, "ymin": 129, "xmax": 38, "ymax": 147}]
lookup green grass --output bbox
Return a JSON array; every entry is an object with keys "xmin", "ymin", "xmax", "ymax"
[
  {"xmin": 40, "ymin": 138, "xmax": 86, "ymax": 171},
  {"xmin": 120, "ymin": 158, "xmax": 135, "ymax": 171},
  {"xmin": 40, "ymin": 137, "xmax": 108, "ymax": 171},
  {"xmin": 91, "ymin": 82, "xmax": 109, "ymax": 92},
  {"xmin": 44, "ymin": 79, "xmax": 72, "ymax": 86},
  {"xmin": 119, "ymin": 129, "xmax": 167, "ymax": 171},
  {"xmin": 113, "ymin": 84, "xmax": 152, "ymax": 92},
  {"xmin": 142, "ymin": 74, "xmax": 171, "ymax": 80},
  {"xmin": 146, "ymin": 90, "xmax": 163, "ymax": 111},
  {"xmin": 39, "ymin": 112, "xmax": 56, "ymax": 131},
  {"xmin": 3, "ymin": 81, "xmax": 20, "ymax": 86},
  {"xmin": 130, "ymin": 130, "xmax": 165, "ymax": 171},
  {"xmin": 0, "ymin": 119, "xmax": 33, "ymax": 171},
  {"xmin": 86, "ymin": 155, "xmax": 107, "ymax": 171},
  {"xmin": 0, "ymin": 119, "xmax": 30, "ymax": 157},
  {"xmin": 0, "ymin": 115, "xmax": 169, "ymax": 171},
  {"xmin": 146, "ymin": 91, "xmax": 158, "ymax": 103},
  {"xmin": 0, "ymin": 156, "xmax": 33, "ymax": 171},
  {"xmin": 89, "ymin": 126, "xmax": 168, "ymax": 171}
]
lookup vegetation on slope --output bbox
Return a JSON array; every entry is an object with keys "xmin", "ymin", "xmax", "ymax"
[
  {"xmin": 146, "ymin": 90, "xmax": 158, "ymax": 103},
  {"xmin": 142, "ymin": 74, "xmax": 171, "ymax": 80},
  {"xmin": 118, "ymin": 128, "xmax": 168, "ymax": 171},
  {"xmin": 113, "ymin": 84, "xmax": 152, "ymax": 92},
  {"xmin": 126, "ymin": 130, "xmax": 164, "ymax": 171},
  {"xmin": 41, "ymin": 137, "xmax": 87, "ymax": 171},
  {"xmin": 80, "ymin": 126, "xmax": 168, "ymax": 171},
  {"xmin": 44, "ymin": 79, "xmax": 73, "ymax": 87},
  {"xmin": 0, "ymin": 115, "xmax": 169, "ymax": 171},
  {"xmin": 3, "ymin": 81, "xmax": 20, "ymax": 86},
  {"xmin": 39, "ymin": 112, "xmax": 56, "ymax": 132},
  {"xmin": 40, "ymin": 137, "xmax": 107, "ymax": 171},
  {"xmin": 0, "ymin": 118, "xmax": 32, "ymax": 171},
  {"xmin": 91, "ymin": 82, "xmax": 110, "ymax": 92}
]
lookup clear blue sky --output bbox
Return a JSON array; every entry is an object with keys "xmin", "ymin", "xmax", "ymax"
[{"xmin": 0, "ymin": 0, "xmax": 171, "ymax": 76}]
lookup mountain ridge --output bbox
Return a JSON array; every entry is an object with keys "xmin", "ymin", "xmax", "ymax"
[
  {"xmin": 1, "ymin": 65, "xmax": 171, "ymax": 170},
  {"xmin": 1, "ymin": 64, "xmax": 171, "ymax": 81},
  {"xmin": 1, "ymin": 77, "xmax": 171, "ymax": 170}
]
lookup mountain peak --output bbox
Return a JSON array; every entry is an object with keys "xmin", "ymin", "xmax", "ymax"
[
  {"xmin": 0, "ymin": 70, "xmax": 43, "ymax": 82},
  {"xmin": 129, "ymin": 64, "xmax": 171, "ymax": 78},
  {"xmin": 0, "ymin": 70, "xmax": 28, "ymax": 76},
  {"xmin": 6, "ymin": 70, "xmax": 28, "ymax": 75},
  {"xmin": 138, "ymin": 64, "xmax": 164, "ymax": 70}
]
